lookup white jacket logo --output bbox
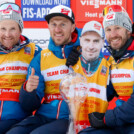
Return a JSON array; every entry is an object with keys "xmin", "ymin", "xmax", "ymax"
[{"xmin": 44, "ymin": 52, "xmax": 51, "ymax": 57}]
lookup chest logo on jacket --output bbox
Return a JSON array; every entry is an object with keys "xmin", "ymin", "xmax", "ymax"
[{"xmin": 24, "ymin": 47, "xmax": 31, "ymax": 55}]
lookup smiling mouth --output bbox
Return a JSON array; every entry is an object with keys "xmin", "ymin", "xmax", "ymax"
[
  {"xmin": 110, "ymin": 38, "xmax": 120, "ymax": 43},
  {"xmin": 55, "ymin": 34, "xmax": 63, "ymax": 37},
  {"xmin": 88, "ymin": 52, "xmax": 95, "ymax": 56},
  {"xmin": 4, "ymin": 38, "xmax": 12, "ymax": 41},
  {"xmin": 87, "ymin": 50, "xmax": 96, "ymax": 53}
]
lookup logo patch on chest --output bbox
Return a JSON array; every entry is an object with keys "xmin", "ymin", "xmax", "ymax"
[
  {"xmin": 24, "ymin": 47, "xmax": 31, "ymax": 55},
  {"xmin": 101, "ymin": 66, "xmax": 107, "ymax": 76}
]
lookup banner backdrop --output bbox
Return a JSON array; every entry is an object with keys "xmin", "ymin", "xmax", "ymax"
[
  {"xmin": 22, "ymin": 29, "xmax": 50, "ymax": 50},
  {"xmin": 21, "ymin": 0, "xmax": 70, "ymax": 21},
  {"xmin": 76, "ymin": 0, "xmax": 126, "ymax": 22}
]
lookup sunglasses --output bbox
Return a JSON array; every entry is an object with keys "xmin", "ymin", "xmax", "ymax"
[
  {"xmin": 0, "ymin": 3, "xmax": 21, "ymax": 13},
  {"xmin": 103, "ymin": 5, "xmax": 127, "ymax": 17}
]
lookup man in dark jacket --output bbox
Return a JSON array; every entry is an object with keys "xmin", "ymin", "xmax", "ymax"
[{"xmin": 89, "ymin": 5, "xmax": 134, "ymax": 134}]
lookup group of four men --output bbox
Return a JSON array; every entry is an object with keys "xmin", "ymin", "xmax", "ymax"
[{"xmin": 0, "ymin": 2, "xmax": 133, "ymax": 134}]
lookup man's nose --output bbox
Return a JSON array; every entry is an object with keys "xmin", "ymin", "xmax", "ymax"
[
  {"xmin": 55, "ymin": 25, "xmax": 62, "ymax": 32},
  {"xmin": 5, "ymin": 30, "xmax": 11, "ymax": 36},
  {"xmin": 110, "ymin": 30, "xmax": 116, "ymax": 38},
  {"xmin": 88, "ymin": 43, "xmax": 94, "ymax": 49}
]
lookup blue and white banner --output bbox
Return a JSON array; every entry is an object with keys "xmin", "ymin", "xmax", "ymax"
[{"xmin": 21, "ymin": 0, "xmax": 70, "ymax": 21}]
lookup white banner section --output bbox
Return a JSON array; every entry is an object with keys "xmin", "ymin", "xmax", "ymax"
[
  {"xmin": 0, "ymin": 0, "xmax": 15, "ymax": 4},
  {"xmin": 22, "ymin": 28, "xmax": 50, "ymax": 49}
]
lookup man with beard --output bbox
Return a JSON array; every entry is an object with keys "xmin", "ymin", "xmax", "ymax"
[
  {"xmin": 89, "ymin": 5, "xmax": 134, "ymax": 134},
  {"xmin": 0, "ymin": 2, "xmax": 42, "ymax": 134}
]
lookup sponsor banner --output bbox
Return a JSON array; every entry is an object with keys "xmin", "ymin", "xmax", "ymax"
[
  {"xmin": 0, "ymin": 0, "xmax": 15, "ymax": 4},
  {"xmin": 22, "ymin": 28, "xmax": 50, "ymax": 49},
  {"xmin": 21, "ymin": 0, "xmax": 70, "ymax": 21},
  {"xmin": 76, "ymin": 0, "xmax": 126, "ymax": 22}
]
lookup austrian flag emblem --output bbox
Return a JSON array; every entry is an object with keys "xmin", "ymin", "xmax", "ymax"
[{"xmin": 61, "ymin": 8, "xmax": 70, "ymax": 16}]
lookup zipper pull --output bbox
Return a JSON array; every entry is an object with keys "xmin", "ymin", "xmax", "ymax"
[{"xmin": 62, "ymin": 45, "xmax": 66, "ymax": 59}]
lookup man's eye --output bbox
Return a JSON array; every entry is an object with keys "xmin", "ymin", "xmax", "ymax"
[
  {"xmin": 106, "ymin": 29, "xmax": 110, "ymax": 32},
  {"xmin": 85, "ymin": 39, "xmax": 90, "ymax": 42},
  {"xmin": 61, "ymin": 24, "xmax": 65, "ymax": 27},
  {"xmin": 1, "ymin": 28, "xmax": 5, "ymax": 30},
  {"xmin": 94, "ymin": 40, "xmax": 99, "ymax": 43},
  {"xmin": 116, "ymin": 27, "xmax": 120, "ymax": 30},
  {"xmin": 51, "ymin": 23, "xmax": 56, "ymax": 27},
  {"xmin": 11, "ymin": 28, "xmax": 15, "ymax": 30}
]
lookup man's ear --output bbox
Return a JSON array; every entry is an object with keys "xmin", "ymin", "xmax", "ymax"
[
  {"xmin": 128, "ymin": 23, "xmax": 133, "ymax": 37},
  {"xmin": 127, "ymin": 30, "xmax": 132, "ymax": 38},
  {"xmin": 71, "ymin": 23, "xmax": 76, "ymax": 33},
  {"xmin": 79, "ymin": 37, "xmax": 82, "ymax": 47}
]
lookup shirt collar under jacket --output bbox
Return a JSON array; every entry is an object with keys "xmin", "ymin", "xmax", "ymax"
[{"xmin": 80, "ymin": 55, "xmax": 102, "ymax": 76}]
